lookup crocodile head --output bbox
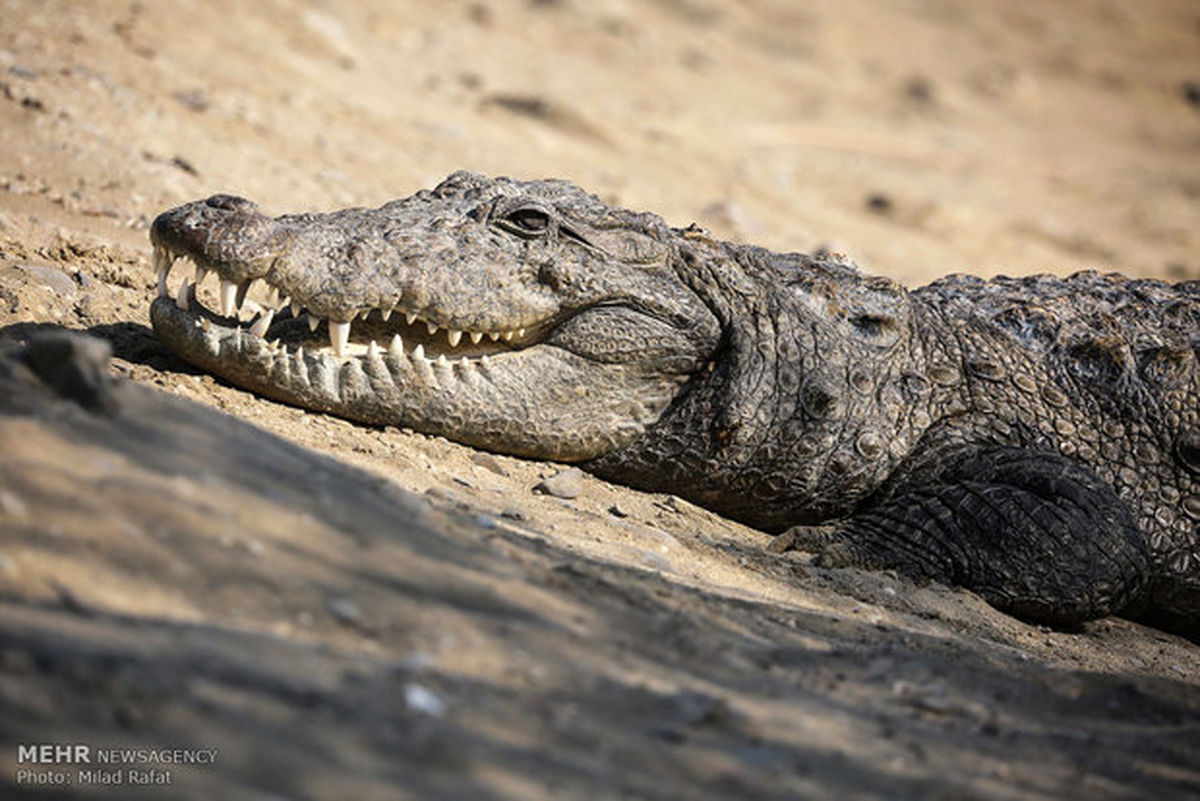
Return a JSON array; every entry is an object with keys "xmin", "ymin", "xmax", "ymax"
[{"xmin": 149, "ymin": 171, "xmax": 722, "ymax": 460}]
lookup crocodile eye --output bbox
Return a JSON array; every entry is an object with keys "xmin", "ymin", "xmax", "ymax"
[{"xmin": 499, "ymin": 207, "xmax": 552, "ymax": 237}]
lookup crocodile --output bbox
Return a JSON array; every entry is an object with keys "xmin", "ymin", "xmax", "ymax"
[{"xmin": 148, "ymin": 171, "xmax": 1200, "ymax": 636}]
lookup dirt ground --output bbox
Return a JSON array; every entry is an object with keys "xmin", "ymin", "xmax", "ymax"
[{"xmin": 0, "ymin": 1, "xmax": 1198, "ymax": 799}]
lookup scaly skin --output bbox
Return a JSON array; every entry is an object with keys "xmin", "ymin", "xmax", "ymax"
[{"xmin": 149, "ymin": 171, "xmax": 1200, "ymax": 636}]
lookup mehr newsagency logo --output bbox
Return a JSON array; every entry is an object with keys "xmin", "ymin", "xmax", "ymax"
[{"xmin": 15, "ymin": 743, "xmax": 218, "ymax": 788}]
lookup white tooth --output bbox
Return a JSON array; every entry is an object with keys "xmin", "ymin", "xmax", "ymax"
[
  {"xmin": 436, "ymin": 354, "xmax": 448, "ymax": 367},
  {"xmin": 367, "ymin": 340, "xmax": 380, "ymax": 359},
  {"xmin": 291, "ymin": 300, "xmax": 303, "ymax": 318},
  {"xmin": 406, "ymin": 312, "xmax": 418, "ymax": 325},
  {"xmin": 503, "ymin": 330, "xmax": 515, "ymax": 341},
  {"xmin": 235, "ymin": 279, "xmax": 255, "ymax": 310},
  {"xmin": 154, "ymin": 248, "xmax": 174, "ymax": 297},
  {"xmin": 389, "ymin": 334, "xmax": 404, "ymax": 357},
  {"xmin": 447, "ymin": 329, "xmax": 462, "ymax": 347},
  {"xmin": 480, "ymin": 355, "xmax": 491, "ymax": 367},
  {"xmin": 295, "ymin": 345, "xmax": 305, "ymax": 361},
  {"xmin": 248, "ymin": 309, "xmax": 274, "ymax": 338},
  {"xmin": 266, "ymin": 286, "xmax": 279, "ymax": 307},
  {"xmin": 268, "ymin": 338, "xmax": 282, "ymax": 353},
  {"xmin": 308, "ymin": 315, "xmax": 320, "ymax": 332},
  {"xmin": 426, "ymin": 321, "xmax": 438, "ymax": 335},
  {"xmin": 459, "ymin": 356, "xmax": 470, "ymax": 369},
  {"xmin": 194, "ymin": 264, "xmax": 209, "ymax": 287},
  {"xmin": 219, "ymin": 279, "xmax": 238, "ymax": 316},
  {"xmin": 175, "ymin": 277, "xmax": 190, "ymax": 310},
  {"xmin": 517, "ymin": 328, "xmax": 525, "ymax": 338},
  {"xmin": 380, "ymin": 308, "xmax": 392, "ymax": 322},
  {"xmin": 412, "ymin": 344, "xmax": 425, "ymax": 361},
  {"xmin": 278, "ymin": 295, "xmax": 291, "ymax": 311},
  {"xmin": 329, "ymin": 320, "xmax": 350, "ymax": 357},
  {"xmin": 488, "ymin": 331, "xmax": 501, "ymax": 341},
  {"xmin": 360, "ymin": 309, "xmax": 371, "ymax": 321},
  {"xmin": 470, "ymin": 331, "xmax": 483, "ymax": 344}
]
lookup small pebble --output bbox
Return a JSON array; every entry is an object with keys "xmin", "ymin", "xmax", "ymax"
[
  {"xmin": 404, "ymin": 682, "xmax": 446, "ymax": 717},
  {"xmin": 534, "ymin": 467, "xmax": 583, "ymax": 499},
  {"xmin": 469, "ymin": 452, "xmax": 509, "ymax": 476},
  {"xmin": 0, "ymin": 489, "xmax": 29, "ymax": 519},
  {"xmin": 326, "ymin": 597, "xmax": 361, "ymax": 625},
  {"xmin": 865, "ymin": 193, "xmax": 893, "ymax": 215}
]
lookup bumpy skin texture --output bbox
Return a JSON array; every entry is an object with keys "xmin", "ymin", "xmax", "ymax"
[{"xmin": 149, "ymin": 171, "xmax": 1200, "ymax": 635}]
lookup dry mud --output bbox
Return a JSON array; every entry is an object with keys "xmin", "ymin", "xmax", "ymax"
[{"xmin": 0, "ymin": 2, "xmax": 1198, "ymax": 799}]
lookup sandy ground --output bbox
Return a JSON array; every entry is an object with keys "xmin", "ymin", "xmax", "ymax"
[{"xmin": 0, "ymin": 1, "xmax": 1198, "ymax": 799}]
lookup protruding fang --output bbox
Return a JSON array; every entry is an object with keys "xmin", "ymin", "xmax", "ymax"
[
  {"xmin": 470, "ymin": 331, "xmax": 483, "ymax": 344},
  {"xmin": 489, "ymin": 332, "xmax": 501, "ymax": 341},
  {"xmin": 296, "ymin": 345, "xmax": 305, "ymax": 361},
  {"xmin": 517, "ymin": 328, "xmax": 526, "ymax": 338},
  {"xmin": 308, "ymin": 315, "xmax": 320, "ymax": 332},
  {"xmin": 406, "ymin": 312, "xmax": 418, "ymax": 325},
  {"xmin": 291, "ymin": 300, "xmax": 302, "ymax": 318},
  {"xmin": 389, "ymin": 334, "xmax": 403, "ymax": 358},
  {"xmin": 194, "ymin": 264, "xmax": 209, "ymax": 287},
  {"xmin": 459, "ymin": 356, "xmax": 470, "ymax": 369},
  {"xmin": 218, "ymin": 279, "xmax": 237, "ymax": 317},
  {"xmin": 248, "ymin": 308, "xmax": 275, "ymax": 338},
  {"xmin": 480, "ymin": 354, "xmax": 491, "ymax": 367},
  {"xmin": 154, "ymin": 248, "xmax": 174, "ymax": 298},
  {"xmin": 426, "ymin": 321, "xmax": 438, "ymax": 335},
  {"xmin": 268, "ymin": 338, "xmax": 281, "ymax": 353},
  {"xmin": 359, "ymin": 309, "xmax": 371, "ymax": 321},
  {"xmin": 447, "ymin": 329, "xmax": 462, "ymax": 347},
  {"xmin": 235, "ymin": 279, "xmax": 254, "ymax": 310},
  {"xmin": 329, "ymin": 320, "xmax": 350, "ymax": 357},
  {"xmin": 175, "ymin": 277, "xmax": 190, "ymax": 310},
  {"xmin": 413, "ymin": 344, "xmax": 425, "ymax": 361},
  {"xmin": 278, "ymin": 295, "xmax": 291, "ymax": 311},
  {"xmin": 436, "ymin": 354, "xmax": 448, "ymax": 367},
  {"xmin": 503, "ymin": 330, "xmax": 515, "ymax": 341},
  {"xmin": 367, "ymin": 340, "xmax": 380, "ymax": 359},
  {"xmin": 381, "ymin": 308, "xmax": 392, "ymax": 322}
]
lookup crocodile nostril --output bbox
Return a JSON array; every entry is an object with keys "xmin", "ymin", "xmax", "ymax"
[{"xmin": 205, "ymin": 194, "xmax": 257, "ymax": 213}]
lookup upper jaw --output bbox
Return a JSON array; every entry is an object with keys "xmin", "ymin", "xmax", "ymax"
[
  {"xmin": 152, "ymin": 241, "xmax": 542, "ymax": 361},
  {"xmin": 150, "ymin": 194, "xmax": 553, "ymax": 358}
]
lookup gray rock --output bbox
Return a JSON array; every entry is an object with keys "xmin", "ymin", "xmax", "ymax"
[{"xmin": 534, "ymin": 467, "xmax": 584, "ymax": 499}]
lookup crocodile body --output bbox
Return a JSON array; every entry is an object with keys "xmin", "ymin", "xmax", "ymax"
[{"xmin": 149, "ymin": 171, "xmax": 1200, "ymax": 635}]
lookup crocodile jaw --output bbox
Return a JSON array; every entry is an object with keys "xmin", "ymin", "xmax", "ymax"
[{"xmin": 148, "ymin": 268, "xmax": 688, "ymax": 462}]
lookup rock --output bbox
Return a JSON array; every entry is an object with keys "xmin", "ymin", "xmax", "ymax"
[
  {"xmin": 404, "ymin": 682, "xmax": 446, "ymax": 717},
  {"xmin": 469, "ymin": 452, "xmax": 509, "ymax": 476},
  {"xmin": 0, "ymin": 488, "xmax": 29, "ymax": 519},
  {"xmin": 14, "ymin": 263, "xmax": 77, "ymax": 297},
  {"xmin": 19, "ymin": 331, "xmax": 118, "ymax": 413},
  {"xmin": 326, "ymin": 597, "xmax": 361, "ymax": 625},
  {"xmin": 534, "ymin": 467, "xmax": 584, "ymax": 499}
]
